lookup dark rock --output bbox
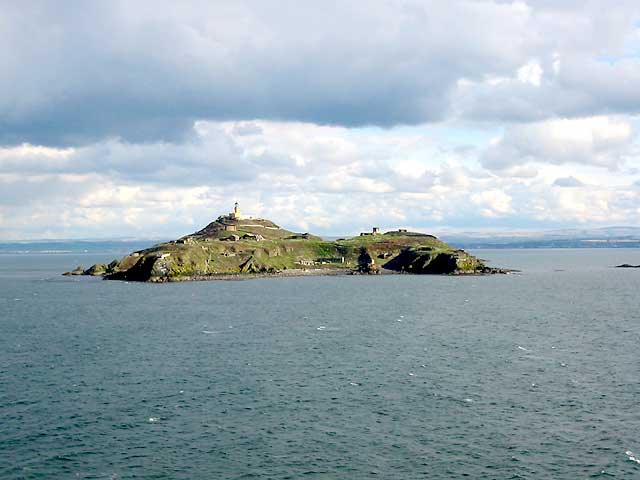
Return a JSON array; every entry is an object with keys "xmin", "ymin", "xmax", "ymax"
[
  {"xmin": 357, "ymin": 247, "xmax": 379, "ymax": 274},
  {"xmin": 106, "ymin": 254, "xmax": 165, "ymax": 282},
  {"xmin": 239, "ymin": 256, "xmax": 276, "ymax": 274},
  {"xmin": 384, "ymin": 248, "xmax": 458, "ymax": 274}
]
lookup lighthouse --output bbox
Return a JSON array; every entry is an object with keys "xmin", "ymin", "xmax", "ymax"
[{"xmin": 230, "ymin": 202, "xmax": 244, "ymax": 220}]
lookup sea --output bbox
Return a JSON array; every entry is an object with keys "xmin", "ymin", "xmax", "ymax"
[{"xmin": 1, "ymin": 248, "xmax": 640, "ymax": 479}]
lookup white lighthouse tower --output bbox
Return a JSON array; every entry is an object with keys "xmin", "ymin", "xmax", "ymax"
[{"xmin": 230, "ymin": 202, "xmax": 244, "ymax": 220}]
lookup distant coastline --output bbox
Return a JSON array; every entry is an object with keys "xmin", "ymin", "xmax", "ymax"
[
  {"xmin": 0, "ymin": 240, "xmax": 162, "ymax": 255},
  {"xmin": 3, "ymin": 232, "xmax": 640, "ymax": 254},
  {"xmin": 445, "ymin": 239, "xmax": 640, "ymax": 249},
  {"xmin": 4, "ymin": 224, "xmax": 640, "ymax": 256}
]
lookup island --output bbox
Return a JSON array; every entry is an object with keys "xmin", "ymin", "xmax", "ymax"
[{"xmin": 64, "ymin": 203, "xmax": 509, "ymax": 282}]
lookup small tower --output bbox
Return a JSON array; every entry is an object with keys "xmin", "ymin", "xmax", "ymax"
[{"xmin": 230, "ymin": 202, "xmax": 243, "ymax": 220}]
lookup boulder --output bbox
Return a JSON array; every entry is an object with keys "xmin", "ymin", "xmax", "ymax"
[
  {"xmin": 357, "ymin": 247, "xmax": 379, "ymax": 274},
  {"xmin": 83, "ymin": 264, "xmax": 107, "ymax": 276},
  {"xmin": 62, "ymin": 265, "xmax": 85, "ymax": 276}
]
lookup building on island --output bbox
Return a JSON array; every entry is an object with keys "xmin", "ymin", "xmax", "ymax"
[
  {"xmin": 230, "ymin": 202, "xmax": 244, "ymax": 220},
  {"xmin": 224, "ymin": 202, "xmax": 243, "ymax": 230},
  {"xmin": 360, "ymin": 227, "xmax": 381, "ymax": 236}
]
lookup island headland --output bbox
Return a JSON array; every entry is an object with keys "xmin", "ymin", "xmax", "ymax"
[{"xmin": 65, "ymin": 203, "xmax": 510, "ymax": 282}]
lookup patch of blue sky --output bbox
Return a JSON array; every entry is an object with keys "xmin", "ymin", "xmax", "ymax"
[
  {"xmin": 416, "ymin": 124, "xmax": 501, "ymax": 147},
  {"xmin": 348, "ymin": 123, "xmax": 501, "ymax": 147},
  {"xmin": 596, "ymin": 46, "xmax": 640, "ymax": 65}
]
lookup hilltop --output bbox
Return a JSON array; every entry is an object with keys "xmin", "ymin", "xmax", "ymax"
[{"xmin": 65, "ymin": 205, "xmax": 508, "ymax": 282}]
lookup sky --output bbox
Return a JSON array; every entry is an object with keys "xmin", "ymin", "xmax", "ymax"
[{"xmin": 2, "ymin": 0, "xmax": 640, "ymax": 239}]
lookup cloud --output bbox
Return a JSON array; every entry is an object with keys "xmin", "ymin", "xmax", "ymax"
[
  {"xmin": 2, "ymin": 118, "xmax": 640, "ymax": 239},
  {"xmin": 533, "ymin": 187, "xmax": 635, "ymax": 224},
  {"xmin": 230, "ymin": 122, "xmax": 264, "ymax": 136},
  {"xmin": 481, "ymin": 116, "xmax": 635, "ymax": 172},
  {"xmin": 455, "ymin": 55, "xmax": 640, "ymax": 122},
  {"xmin": 553, "ymin": 176, "xmax": 584, "ymax": 187},
  {"xmin": 3, "ymin": 2, "xmax": 640, "ymax": 238},
  {"xmin": 2, "ymin": 1, "xmax": 640, "ymax": 146},
  {"xmin": 471, "ymin": 190, "xmax": 514, "ymax": 217},
  {"xmin": 517, "ymin": 60, "xmax": 544, "ymax": 87}
]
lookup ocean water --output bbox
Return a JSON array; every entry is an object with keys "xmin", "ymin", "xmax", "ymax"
[{"xmin": 1, "ymin": 249, "xmax": 640, "ymax": 479}]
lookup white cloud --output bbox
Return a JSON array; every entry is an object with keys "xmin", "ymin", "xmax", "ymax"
[
  {"xmin": 1, "ymin": 117, "xmax": 640, "ymax": 239},
  {"xmin": 471, "ymin": 190, "xmax": 514, "ymax": 217},
  {"xmin": 482, "ymin": 116, "xmax": 635, "ymax": 172},
  {"xmin": 517, "ymin": 60, "xmax": 543, "ymax": 87}
]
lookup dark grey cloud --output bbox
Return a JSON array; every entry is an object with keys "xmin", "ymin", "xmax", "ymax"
[{"xmin": 4, "ymin": 0, "xmax": 638, "ymax": 146}]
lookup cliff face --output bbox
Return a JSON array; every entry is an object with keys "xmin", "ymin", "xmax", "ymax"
[
  {"xmin": 382, "ymin": 246, "xmax": 493, "ymax": 274},
  {"xmin": 67, "ymin": 215, "xmax": 505, "ymax": 281}
]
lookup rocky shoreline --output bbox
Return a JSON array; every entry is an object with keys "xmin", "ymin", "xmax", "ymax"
[
  {"xmin": 176, "ymin": 267, "xmax": 515, "ymax": 282},
  {"xmin": 65, "ymin": 265, "xmax": 516, "ymax": 282}
]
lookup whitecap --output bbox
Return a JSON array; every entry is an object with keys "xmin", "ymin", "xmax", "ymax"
[
  {"xmin": 408, "ymin": 373, "xmax": 415, "ymax": 376},
  {"xmin": 201, "ymin": 330, "xmax": 216, "ymax": 334},
  {"xmin": 148, "ymin": 417, "xmax": 159, "ymax": 423},
  {"xmin": 464, "ymin": 398, "xmax": 473, "ymax": 403},
  {"xmin": 626, "ymin": 451, "xmax": 640, "ymax": 464},
  {"xmin": 316, "ymin": 326, "xmax": 326, "ymax": 331},
  {"xmin": 517, "ymin": 345, "xmax": 528, "ymax": 351}
]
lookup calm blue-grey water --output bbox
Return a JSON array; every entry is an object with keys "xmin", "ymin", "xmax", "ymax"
[{"xmin": 1, "ymin": 249, "xmax": 640, "ymax": 479}]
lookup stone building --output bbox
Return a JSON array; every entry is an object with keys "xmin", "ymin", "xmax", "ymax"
[{"xmin": 360, "ymin": 227, "xmax": 381, "ymax": 236}]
